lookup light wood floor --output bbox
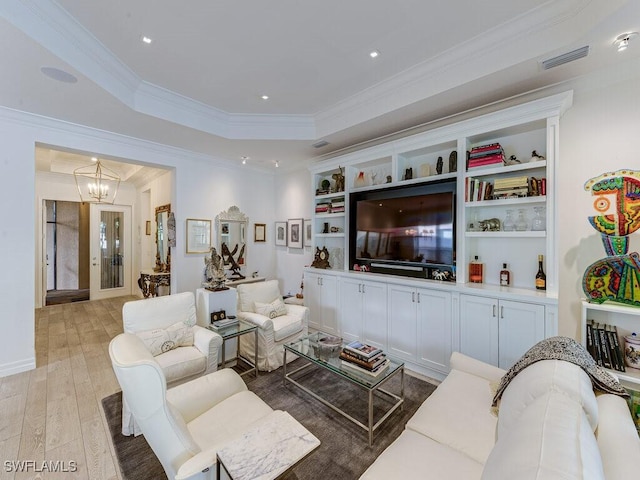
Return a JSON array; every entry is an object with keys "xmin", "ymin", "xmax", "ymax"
[{"xmin": 0, "ymin": 296, "xmax": 137, "ymax": 480}]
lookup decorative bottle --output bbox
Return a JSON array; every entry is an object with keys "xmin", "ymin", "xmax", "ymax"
[
  {"xmin": 535, "ymin": 254, "xmax": 546, "ymax": 290},
  {"xmin": 469, "ymin": 256, "xmax": 484, "ymax": 283},
  {"xmin": 503, "ymin": 210, "xmax": 515, "ymax": 231},
  {"xmin": 500, "ymin": 263, "xmax": 511, "ymax": 286},
  {"xmin": 531, "ymin": 206, "xmax": 546, "ymax": 231},
  {"xmin": 515, "ymin": 208, "xmax": 528, "ymax": 231}
]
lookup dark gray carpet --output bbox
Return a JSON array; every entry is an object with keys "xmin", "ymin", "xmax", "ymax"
[{"xmin": 101, "ymin": 360, "xmax": 436, "ymax": 480}]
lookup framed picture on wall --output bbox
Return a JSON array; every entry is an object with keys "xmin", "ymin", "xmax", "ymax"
[
  {"xmin": 288, "ymin": 218, "xmax": 303, "ymax": 249},
  {"xmin": 303, "ymin": 219, "xmax": 312, "ymax": 247},
  {"xmin": 254, "ymin": 223, "xmax": 266, "ymax": 242},
  {"xmin": 275, "ymin": 221, "xmax": 287, "ymax": 246},
  {"xmin": 186, "ymin": 218, "xmax": 211, "ymax": 253}
]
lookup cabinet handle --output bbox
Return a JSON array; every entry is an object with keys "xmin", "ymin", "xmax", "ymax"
[
  {"xmin": 417, "ymin": 292, "xmax": 420, "ymax": 303},
  {"xmin": 492, "ymin": 305, "xmax": 496, "ymax": 317},
  {"xmin": 412, "ymin": 292, "xmax": 415, "ymax": 303},
  {"xmin": 500, "ymin": 306, "xmax": 504, "ymax": 319},
  {"xmin": 358, "ymin": 284, "xmax": 361, "ymax": 293},
  {"xmin": 362, "ymin": 284, "xmax": 365, "ymax": 294}
]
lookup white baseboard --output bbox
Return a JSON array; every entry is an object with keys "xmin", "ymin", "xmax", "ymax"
[{"xmin": 0, "ymin": 357, "xmax": 36, "ymax": 378}]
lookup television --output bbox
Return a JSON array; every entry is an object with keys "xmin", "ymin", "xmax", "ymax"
[{"xmin": 349, "ymin": 180, "xmax": 456, "ymax": 279}]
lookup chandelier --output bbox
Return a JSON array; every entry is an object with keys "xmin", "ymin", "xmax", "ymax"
[{"xmin": 73, "ymin": 158, "xmax": 121, "ymax": 204}]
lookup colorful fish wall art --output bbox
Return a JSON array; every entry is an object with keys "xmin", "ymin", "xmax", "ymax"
[{"xmin": 583, "ymin": 169, "xmax": 640, "ymax": 306}]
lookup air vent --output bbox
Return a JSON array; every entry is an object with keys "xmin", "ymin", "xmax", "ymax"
[
  {"xmin": 541, "ymin": 46, "xmax": 589, "ymax": 70},
  {"xmin": 312, "ymin": 140, "xmax": 329, "ymax": 148}
]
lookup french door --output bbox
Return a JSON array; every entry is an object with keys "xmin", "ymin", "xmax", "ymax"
[{"xmin": 90, "ymin": 204, "xmax": 132, "ymax": 300}]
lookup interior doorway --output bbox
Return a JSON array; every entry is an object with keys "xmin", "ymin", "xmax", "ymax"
[{"xmin": 44, "ymin": 200, "xmax": 90, "ymax": 305}]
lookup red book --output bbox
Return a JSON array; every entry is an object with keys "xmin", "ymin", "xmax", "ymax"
[{"xmin": 470, "ymin": 143, "xmax": 502, "ymax": 153}]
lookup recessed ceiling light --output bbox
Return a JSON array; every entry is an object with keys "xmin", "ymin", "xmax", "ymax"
[
  {"xmin": 275, "ymin": 161, "xmax": 279, "ymax": 168},
  {"xmin": 40, "ymin": 67, "xmax": 78, "ymax": 83},
  {"xmin": 261, "ymin": 95, "xmax": 269, "ymax": 100},
  {"xmin": 241, "ymin": 156, "xmax": 249, "ymax": 164},
  {"xmin": 142, "ymin": 36, "xmax": 152, "ymax": 44},
  {"xmin": 369, "ymin": 50, "xmax": 380, "ymax": 58}
]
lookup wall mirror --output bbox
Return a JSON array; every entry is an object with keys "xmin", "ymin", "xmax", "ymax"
[
  {"xmin": 155, "ymin": 204, "xmax": 171, "ymax": 272},
  {"xmin": 215, "ymin": 205, "xmax": 248, "ymax": 279}
]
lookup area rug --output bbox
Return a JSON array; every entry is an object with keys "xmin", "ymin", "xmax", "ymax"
[{"xmin": 101, "ymin": 360, "xmax": 436, "ymax": 480}]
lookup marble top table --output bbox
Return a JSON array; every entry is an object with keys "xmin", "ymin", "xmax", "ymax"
[{"xmin": 216, "ymin": 410, "xmax": 320, "ymax": 480}]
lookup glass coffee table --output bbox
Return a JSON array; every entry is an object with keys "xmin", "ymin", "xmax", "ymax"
[{"xmin": 283, "ymin": 332, "xmax": 404, "ymax": 446}]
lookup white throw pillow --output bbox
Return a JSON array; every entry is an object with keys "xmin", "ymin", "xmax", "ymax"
[
  {"xmin": 254, "ymin": 298, "xmax": 288, "ymax": 319},
  {"xmin": 136, "ymin": 321, "xmax": 194, "ymax": 356}
]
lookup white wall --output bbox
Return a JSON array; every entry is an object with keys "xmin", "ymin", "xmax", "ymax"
[
  {"xmin": 558, "ymin": 79, "xmax": 640, "ymax": 339},
  {"xmin": 272, "ymin": 167, "xmax": 314, "ymax": 295},
  {"xmin": 0, "ymin": 107, "xmax": 279, "ymax": 377}
]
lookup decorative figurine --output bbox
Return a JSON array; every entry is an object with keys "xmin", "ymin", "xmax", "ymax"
[
  {"xmin": 479, "ymin": 218, "xmax": 501, "ymax": 231},
  {"xmin": 332, "ymin": 166, "xmax": 345, "ymax": 192},
  {"xmin": 404, "ymin": 168, "xmax": 413, "ymax": 180},
  {"xmin": 530, "ymin": 150, "xmax": 545, "ymax": 162},
  {"xmin": 449, "ymin": 151, "xmax": 457, "ymax": 172},
  {"xmin": 505, "ymin": 155, "xmax": 521, "ymax": 166},
  {"xmin": 221, "ymin": 242, "xmax": 245, "ymax": 279},
  {"xmin": 436, "ymin": 156, "xmax": 443, "ymax": 175},
  {"xmin": 311, "ymin": 246, "xmax": 331, "ymax": 269},
  {"xmin": 386, "ymin": 175, "xmax": 392, "ymax": 183},
  {"xmin": 203, "ymin": 247, "xmax": 228, "ymax": 290}
]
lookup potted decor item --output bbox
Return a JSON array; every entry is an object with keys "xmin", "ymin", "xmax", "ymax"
[{"xmin": 625, "ymin": 333, "xmax": 640, "ymax": 370}]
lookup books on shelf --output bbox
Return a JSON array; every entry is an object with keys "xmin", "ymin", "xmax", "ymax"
[
  {"xmin": 586, "ymin": 319, "xmax": 625, "ymax": 372},
  {"xmin": 343, "ymin": 340, "xmax": 382, "ymax": 360},
  {"xmin": 465, "ymin": 177, "xmax": 493, "ymax": 202},
  {"xmin": 467, "ymin": 143, "xmax": 505, "ymax": 169}
]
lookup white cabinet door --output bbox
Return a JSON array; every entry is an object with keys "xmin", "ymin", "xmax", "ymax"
[
  {"xmin": 339, "ymin": 277, "xmax": 364, "ymax": 342},
  {"xmin": 387, "ymin": 284, "xmax": 418, "ymax": 361},
  {"xmin": 305, "ymin": 271, "xmax": 323, "ymax": 331},
  {"xmin": 361, "ymin": 280, "xmax": 388, "ymax": 351},
  {"xmin": 417, "ymin": 288, "xmax": 452, "ymax": 373},
  {"xmin": 319, "ymin": 274, "xmax": 339, "ymax": 335},
  {"xmin": 498, "ymin": 300, "xmax": 545, "ymax": 369},
  {"xmin": 459, "ymin": 295, "xmax": 499, "ymax": 366}
]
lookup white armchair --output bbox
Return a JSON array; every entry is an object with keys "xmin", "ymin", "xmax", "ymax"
[
  {"xmin": 120, "ymin": 292, "xmax": 223, "ymax": 435},
  {"xmin": 109, "ymin": 333, "xmax": 275, "ymax": 480},
  {"xmin": 236, "ymin": 280, "xmax": 309, "ymax": 371}
]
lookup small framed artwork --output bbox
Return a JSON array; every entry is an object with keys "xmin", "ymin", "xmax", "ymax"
[
  {"xmin": 275, "ymin": 221, "xmax": 287, "ymax": 246},
  {"xmin": 186, "ymin": 218, "xmax": 211, "ymax": 253},
  {"xmin": 303, "ymin": 219, "xmax": 312, "ymax": 247},
  {"xmin": 288, "ymin": 218, "xmax": 303, "ymax": 249},
  {"xmin": 145, "ymin": 220, "xmax": 151, "ymax": 235},
  {"xmin": 254, "ymin": 223, "xmax": 266, "ymax": 242}
]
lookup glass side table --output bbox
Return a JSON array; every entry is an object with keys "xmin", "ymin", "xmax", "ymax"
[{"xmin": 208, "ymin": 319, "xmax": 258, "ymax": 377}]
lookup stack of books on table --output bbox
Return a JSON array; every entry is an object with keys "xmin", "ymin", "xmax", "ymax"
[
  {"xmin": 339, "ymin": 340, "xmax": 390, "ymax": 377},
  {"xmin": 467, "ymin": 143, "xmax": 505, "ymax": 169},
  {"xmin": 210, "ymin": 317, "xmax": 239, "ymax": 329},
  {"xmin": 586, "ymin": 319, "xmax": 626, "ymax": 372}
]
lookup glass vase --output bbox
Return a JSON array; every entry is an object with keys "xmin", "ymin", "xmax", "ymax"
[
  {"xmin": 515, "ymin": 209, "xmax": 528, "ymax": 231},
  {"xmin": 503, "ymin": 210, "xmax": 515, "ymax": 231},
  {"xmin": 531, "ymin": 206, "xmax": 546, "ymax": 231}
]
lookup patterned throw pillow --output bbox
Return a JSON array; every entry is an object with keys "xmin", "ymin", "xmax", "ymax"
[
  {"xmin": 136, "ymin": 321, "xmax": 194, "ymax": 356},
  {"xmin": 254, "ymin": 298, "xmax": 288, "ymax": 319}
]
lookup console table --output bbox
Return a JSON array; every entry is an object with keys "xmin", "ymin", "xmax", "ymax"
[{"xmin": 138, "ymin": 270, "xmax": 170, "ymax": 298}]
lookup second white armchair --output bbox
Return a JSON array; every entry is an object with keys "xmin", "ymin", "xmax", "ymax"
[{"xmin": 236, "ymin": 280, "xmax": 309, "ymax": 371}]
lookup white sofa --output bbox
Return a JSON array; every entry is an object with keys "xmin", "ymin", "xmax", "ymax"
[{"xmin": 361, "ymin": 352, "xmax": 640, "ymax": 480}]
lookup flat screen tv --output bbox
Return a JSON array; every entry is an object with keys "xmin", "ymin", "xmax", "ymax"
[{"xmin": 349, "ymin": 180, "xmax": 456, "ymax": 278}]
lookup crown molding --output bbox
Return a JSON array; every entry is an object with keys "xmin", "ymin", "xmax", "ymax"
[
  {"xmin": 0, "ymin": 0, "xmax": 316, "ymax": 140},
  {"xmin": 0, "ymin": 0, "xmax": 618, "ymax": 142}
]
